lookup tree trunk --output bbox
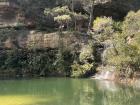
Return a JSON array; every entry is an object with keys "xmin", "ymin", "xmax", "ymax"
[
  {"xmin": 88, "ymin": 2, "xmax": 94, "ymax": 32},
  {"xmin": 75, "ymin": 20, "xmax": 77, "ymax": 31},
  {"xmin": 71, "ymin": 0, "xmax": 77, "ymax": 31},
  {"xmin": 67, "ymin": 22, "xmax": 69, "ymax": 30},
  {"xmin": 71, "ymin": 0, "xmax": 74, "ymax": 12}
]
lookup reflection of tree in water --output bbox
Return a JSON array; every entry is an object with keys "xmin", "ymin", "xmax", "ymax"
[
  {"xmin": 71, "ymin": 80, "xmax": 103, "ymax": 105},
  {"xmin": 99, "ymin": 84, "xmax": 140, "ymax": 105},
  {"xmin": 79, "ymin": 81, "xmax": 95, "ymax": 105},
  {"xmin": 66, "ymin": 79, "xmax": 140, "ymax": 105}
]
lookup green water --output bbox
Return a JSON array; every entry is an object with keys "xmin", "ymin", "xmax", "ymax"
[{"xmin": 0, "ymin": 78, "xmax": 140, "ymax": 105}]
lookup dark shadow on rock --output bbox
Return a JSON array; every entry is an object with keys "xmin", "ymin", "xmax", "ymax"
[{"xmin": 93, "ymin": 0, "xmax": 140, "ymax": 21}]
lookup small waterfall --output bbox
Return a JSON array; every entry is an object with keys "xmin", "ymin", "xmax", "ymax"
[
  {"xmin": 92, "ymin": 39, "xmax": 116, "ymax": 80},
  {"xmin": 95, "ymin": 71, "xmax": 113, "ymax": 80},
  {"xmin": 94, "ymin": 66, "xmax": 116, "ymax": 80},
  {"xmin": 104, "ymin": 71, "xmax": 111, "ymax": 79}
]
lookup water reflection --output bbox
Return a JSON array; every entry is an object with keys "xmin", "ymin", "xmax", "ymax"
[
  {"xmin": 95, "ymin": 80, "xmax": 140, "ymax": 105},
  {"xmin": 95, "ymin": 80, "xmax": 119, "ymax": 92},
  {"xmin": 0, "ymin": 78, "xmax": 140, "ymax": 105},
  {"xmin": 134, "ymin": 79, "xmax": 140, "ymax": 89}
]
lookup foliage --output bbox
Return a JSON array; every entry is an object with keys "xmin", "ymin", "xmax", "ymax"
[
  {"xmin": 0, "ymin": 44, "xmax": 79, "ymax": 77},
  {"xmin": 0, "ymin": 28, "xmax": 18, "ymax": 44},
  {"xmin": 81, "ymin": 0, "xmax": 111, "ymax": 30},
  {"xmin": 72, "ymin": 12, "xmax": 88, "ymax": 21},
  {"xmin": 53, "ymin": 6, "xmax": 70, "ymax": 15},
  {"xmin": 107, "ymin": 35, "xmax": 140, "ymax": 77},
  {"xmin": 79, "ymin": 44, "xmax": 94, "ymax": 63},
  {"xmin": 16, "ymin": 0, "xmax": 70, "ymax": 29},
  {"xmin": 71, "ymin": 12, "xmax": 88, "ymax": 30},
  {"xmin": 122, "ymin": 10, "xmax": 140, "ymax": 36},
  {"xmin": 89, "ymin": 10, "xmax": 140, "ymax": 78},
  {"xmin": 104, "ymin": 10, "xmax": 140, "ymax": 77},
  {"xmin": 71, "ymin": 62, "xmax": 93, "ymax": 77},
  {"xmin": 44, "ymin": 6, "xmax": 70, "ymax": 16},
  {"xmin": 71, "ymin": 43, "xmax": 95, "ymax": 77},
  {"xmin": 93, "ymin": 17, "xmax": 113, "ymax": 31},
  {"xmin": 0, "ymin": 51, "xmax": 7, "ymax": 69},
  {"xmin": 54, "ymin": 15, "xmax": 71, "ymax": 24},
  {"xmin": 45, "ymin": 6, "xmax": 72, "ymax": 31},
  {"xmin": 92, "ymin": 17, "xmax": 114, "ymax": 41},
  {"xmin": 44, "ymin": 5, "xmax": 87, "ymax": 31}
]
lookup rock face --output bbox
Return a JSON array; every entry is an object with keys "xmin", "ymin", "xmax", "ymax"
[
  {"xmin": 93, "ymin": 0, "xmax": 140, "ymax": 20},
  {"xmin": 0, "ymin": 29, "xmax": 84, "ymax": 49},
  {"xmin": 0, "ymin": 0, "xmax": 56, "ymax": 28},
  {"xmin": 27, "ymin": 31, "xmax": 84, "ymax": 49},
  {"xmin": 0, "ymin": 1, "xmax": 19, "ymax": 27},
  {"xmin": 1, "ymin": 0, "xmax": 140, "ymax": 28}
]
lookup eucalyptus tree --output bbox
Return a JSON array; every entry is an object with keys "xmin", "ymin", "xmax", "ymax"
[
  {"xmin": 81, "ymin": 0, "xmax": 111, "ymax": 32},
  {"xmin": 44, "ymin": 4, "xmax": 88, "ymax": 31},
  {"xmin": 44, "ymin": 6, "xmax": 72, "ymax": 32},
  {"xmin": 72, "ymin": 12, "xmax": 88, "ymax": 31},
  {"xmin": 44, "ymin": 6, "xmax": 72, "ymax": 73}
]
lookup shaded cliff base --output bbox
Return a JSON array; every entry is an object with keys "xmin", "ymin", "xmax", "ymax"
[{"xmin": 0, "ymin": 29, "xmax": 92, "ymax": 79}]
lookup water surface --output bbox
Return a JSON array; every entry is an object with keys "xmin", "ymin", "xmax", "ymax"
[{"xmin": 0, "ymin": 78, "xmax": 140, "ymax": 105}]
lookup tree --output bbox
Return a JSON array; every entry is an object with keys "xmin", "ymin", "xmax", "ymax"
[
  {"xmin": 82, "ymin": 0, "xmax": 111, "ymax": 33},
  {"xmin": 71, "ymin": 41, "xmax": 95, "ymax": 77},
  {"xmin": 45, "ymin": 6, "xmax": 72, "ymax": 32},
  {"xmin": 92, "ymin": 16, "xmax": 114, "ymax": 41},
  {"xmin": 54, "ymin": 15, "xmax": 71, "ymax": 31},
  {"xmin": 105, "ymin": 10, "xmax": 140, "ymax": 78},
  {"xmin": 71, "ymin": 12, "xmax": 88, "ymax": 31}
]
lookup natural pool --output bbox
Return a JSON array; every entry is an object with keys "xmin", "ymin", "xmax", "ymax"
[{"xmin": 0, "ymin": 78, "xmax": 140, "ymax": 105}]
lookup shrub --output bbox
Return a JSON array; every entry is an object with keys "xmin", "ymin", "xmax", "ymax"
[
  {"xmin": 71, "ymin": 62, "xmax": 93, "ymax": 77},
  {"xmin": 79, "ymin": 44, "xmax": 94, "ymax": 63},
  {"xmin": 71, "ymin": 43, "xmax": 95, "ymax": 77}
]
